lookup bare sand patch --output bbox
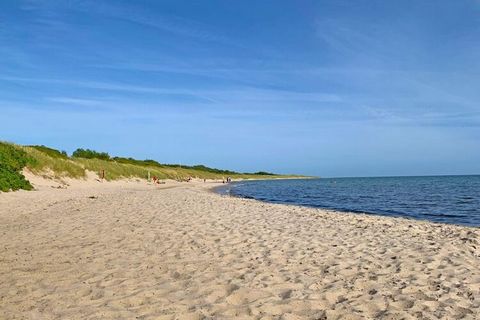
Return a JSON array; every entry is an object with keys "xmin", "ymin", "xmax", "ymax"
[{"xmin": 1, "ymin": 178, "xmax": 479, "ymax": 319}]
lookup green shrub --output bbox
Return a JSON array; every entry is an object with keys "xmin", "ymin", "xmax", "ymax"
[
  {"xmin": 253, "ymin": 171, "xmax": 275, "ymax": 175},
  {"xmin": 112, "ymin": 157, "xmax": 163, "ymax": 167},
  {"xmin": 0, "ymin": 142, "xmax": 34, "ymax": 192},
  {"xmin": 112, "ymin": 157, "xmax": 238, "ymax": 174},
  {"xmin": 72, "ymin": 148, "xmax": 110, "ymax": 160},
  {"xmin": 0, "ymin": 166, "xmax": 33, "ymax": 192}
]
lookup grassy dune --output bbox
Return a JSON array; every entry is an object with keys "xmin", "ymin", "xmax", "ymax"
[
  {"xmin": 25, "ymin": 147, "xmax": 86, "ymax": 179},
  {"xmin": 0, "ymin": 141, "xmax": 299, "ymax": 191}
]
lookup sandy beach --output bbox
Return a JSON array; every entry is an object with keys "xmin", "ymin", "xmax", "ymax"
[{"xmin": 1, "ymin": 177, "xmax": 479, "ymax": 319}]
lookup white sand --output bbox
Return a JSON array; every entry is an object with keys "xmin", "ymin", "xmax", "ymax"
[{"xmin": 1, "ymin": 176, "xmax": 479, "ymax": 319}]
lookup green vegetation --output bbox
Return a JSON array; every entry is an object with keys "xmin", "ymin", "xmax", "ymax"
[
  {"xmin": 29, "ymin": 145, "xmax": 68, "ymax": 159},
  {"xmin": 72, "ymin": 148, "xmax": 111, "ymax": 160},
  {"xmin": 252, "ymin": 171, "xmax": 275, "ymax": 175},
  {"xmin": 112, "ymin": 157, "xmax": 237, "ymax": 175},
  {"xmin": 0, "ymin": 142, "xmax": 34, "ymax": 192},
  {"xmin": 1, "ymin": 141, "xmax": 301, "ymax": 192},
  {"xmin": 75, "ymin": 158, "xmax": 167, "ymax": 181},
  {"xmin": 24, "ymin": 147, "xmax": 86, "ymax": 179},
  {"xmin": 183, "ymin": 165, "xmax": 236, "ymax": 175},
  {"xmin": 112, "ymin": 157, "xmax": 163, "ymax": 167}
]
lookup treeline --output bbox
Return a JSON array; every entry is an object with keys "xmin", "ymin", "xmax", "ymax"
[{"xmin": 252, "ymin": 171, "xmax": 275, "ymax": 175}]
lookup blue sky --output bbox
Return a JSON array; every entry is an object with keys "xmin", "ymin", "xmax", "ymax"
[{"xmin": 1, "ymin": 0, "xmax": 479, "ymax": 177}]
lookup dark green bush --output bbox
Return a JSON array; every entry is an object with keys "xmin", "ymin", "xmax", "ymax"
[
  {"xmin": 72, "ymin": 148, "xmax": 110, "ymax": 160},
  {"xmin": 253, "ymin": 171, "xmax": 275, "ymax": 175},
  {"xmin": 190, "ymin": 165, "xmax": 236, "ymax": 175},
  {"xmin": 0, "ymin": 142, "xmax": 34, "ymax": 192},
  {"xmin": 112, "ymin": 157, "xmax": 162, "ymax": 167}
]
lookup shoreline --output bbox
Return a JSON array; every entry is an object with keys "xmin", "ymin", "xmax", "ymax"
[
  {"xmin": 1, "ymin": 178, "xmax": 479, "ymax": 319},
  {"xmin": 215, "ymin": 179, "xmax": 480, "ymax": 229},
  {"xmin": 218, "ymin": 191, "xmax": 480, "ymax": 229}
]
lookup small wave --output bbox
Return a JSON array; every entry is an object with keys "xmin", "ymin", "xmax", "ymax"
[
  {"xmin": 422, "ymin": 213, "xmax": 468, "ymax": 218},
  {"xmin": 456, "ymin": 200, "xmax": 475, "ymax": 204}
]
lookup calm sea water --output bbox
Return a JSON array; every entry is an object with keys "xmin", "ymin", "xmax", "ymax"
[{"xmin": 217, "ymin": 176, "xmax": 480, "ymax": 227}]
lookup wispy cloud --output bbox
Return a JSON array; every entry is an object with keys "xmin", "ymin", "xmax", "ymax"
[
  {"xmin": 359, "ymin": 104, "xmax": 480, "ymax": 128},
  {"xmin": 93, "ymin": 3, "xmax": 237, "ymax": 46},
  {"xmin": 91, "ymin": 62, "xmax": 290, "ymax": 80},
  {"xmin": 45, "ymin": 97, "xmax": 105, "ymax": 106},
  {"xmin": 20, "ymin": 0, "xmax": 240, "ymax": 47},
  {"xmin": 0, "ymin": 76, "xmax": 342, "ymax": 104}
]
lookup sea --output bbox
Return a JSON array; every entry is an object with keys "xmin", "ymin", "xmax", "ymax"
[{"xmin": 216, "ymin": 175, "xmax": 480, "ymax": 227}]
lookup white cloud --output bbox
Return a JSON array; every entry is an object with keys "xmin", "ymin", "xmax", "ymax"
[{"xmin": 46, "ymin": 97, "xmax": 105, "ymax": 106}]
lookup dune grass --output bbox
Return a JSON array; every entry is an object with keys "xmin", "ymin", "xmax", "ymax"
[
  {"xmin": 75, "ymin": 158, "xmax": 168, "ymax": 181},
  {"xmin": 29, "ymin": 145, "xmax": 68, "ymax": 159},
  {"xmin": 23, "ymin": 147, "xmax": 86, "ymax": 179},
  {"xmin": 0, "ymin": 141, "xmax": 299, "ymax": 191},
  {"xmin": 75, "ymin": 158, "xmax": 270, "ymax": 181}
]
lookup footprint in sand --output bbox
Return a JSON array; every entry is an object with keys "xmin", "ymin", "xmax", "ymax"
[{"xmin": 225, "ymin": 287, "xmax": 270, "ymax": 306}]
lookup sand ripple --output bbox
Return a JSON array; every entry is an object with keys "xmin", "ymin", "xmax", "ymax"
[{"xmin": 1, "ymin": 181, "xmax": 479, "ymax": 319}]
